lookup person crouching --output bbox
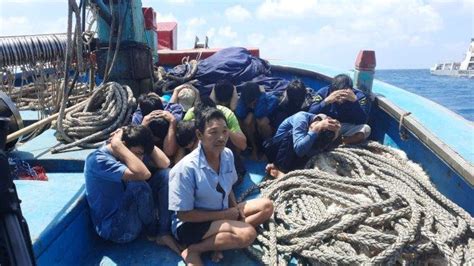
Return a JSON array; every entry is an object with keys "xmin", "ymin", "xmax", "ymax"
[{"xmin": 84, "ymin": 125, "xmax": 180, "ymax": 254}]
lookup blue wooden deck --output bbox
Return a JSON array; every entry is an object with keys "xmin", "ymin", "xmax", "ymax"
[
  {"xmin": 12, "ymin": 128, "xmax": 266, "ymax": 265},
  {"xmin": 9, "ymin": 61, "xmax": 473, "ymax": 265}
]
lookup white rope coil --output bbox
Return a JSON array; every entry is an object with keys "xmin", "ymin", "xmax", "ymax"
[
  {"xmin": 240, "ymin": 141, "xmax": 473, "ymax": 265},
  {"xmin": 52, "ymin": 82, "xmax": 135, "ymax": 153}
]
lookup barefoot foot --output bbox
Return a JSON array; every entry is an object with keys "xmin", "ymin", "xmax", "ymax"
[
  {"xmin": 181, "ymin": 249, "xmax": 203, "ymax": 266},
  {"xmin": 156, "ymin": 234, "xmax": 184, "ymax": 256},
  {"xmin": 265, "ymin": 163, "xmax": 285, "ymax": 179},
  {"xmin": 211, "ymin": 251, "xmax": 224, "ymax": 262}
]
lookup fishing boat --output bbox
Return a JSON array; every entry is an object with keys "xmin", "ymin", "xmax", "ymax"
[
  {"xmin": 0, "ymin": 1, "xmax": 473, "ymax": 265},
  {"xmin": 430, "ymin": 38, "xmax": 474, "ymax": 78}
]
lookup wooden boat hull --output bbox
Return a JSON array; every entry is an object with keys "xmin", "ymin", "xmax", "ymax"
[{"xmin": 11, "ymin": 61, "xmax": 473, "ymax": 265}]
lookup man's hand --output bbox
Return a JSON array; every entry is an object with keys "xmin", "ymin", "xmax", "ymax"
[
  {"xmin": 237, "ymin": 205, "xmax": 246, "ymax": 222},
  {"xmin": 337, "ymin": 89, "xmax": 357, "ymax": 103},
  {"xmin": 324, "ymin": 90, "xmax": 345, "ymax": 104},
  {"xmin": 110, "ymin": 128, "xmax": 124, "ymax": 153},
  {"xmin": 157, "ymin": 110, "xmax": 176, "ymax": 124},
  {"xmin": 309, "ymin": 118, "xmax": 341, "ymax": 134},
  {"xmin": 141, "ymin": 110, "xmax": 162, "ymax": 126},
  {"xmin": 225, "ymin": 207, "xmax": 240, "ymax": 220}
]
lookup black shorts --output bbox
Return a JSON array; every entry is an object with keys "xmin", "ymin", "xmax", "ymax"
[{"xmin": 176, "ymin": 221, "xmax": 212, "ymax": 246}]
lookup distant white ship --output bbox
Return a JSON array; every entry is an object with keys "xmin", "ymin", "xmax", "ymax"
[{"xmin": 430, "ymin": 38, "xmax": 474, "ymax": 78}]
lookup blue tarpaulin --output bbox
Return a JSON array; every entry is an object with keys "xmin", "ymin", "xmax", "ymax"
[{"xmin": 167, "ymin": 47, "xmax": 289, "ymax": 97}]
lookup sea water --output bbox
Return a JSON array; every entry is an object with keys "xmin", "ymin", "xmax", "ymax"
[{"xmin": 375, "ymin": 69, "xmax": 474, "ymax": 122}]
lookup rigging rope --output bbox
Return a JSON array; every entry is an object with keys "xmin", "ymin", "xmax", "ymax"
[
  {"xmin": 51, "ymin": 82, "xmax": 135, "ymax": 153},
  {"xmin": 239, "ymin": 141, "xmax": 474, "ymax": 265}
]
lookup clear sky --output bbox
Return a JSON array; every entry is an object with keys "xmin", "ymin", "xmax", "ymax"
[{"xmin": 0, "ymin": 0, "xmax": 473, "ymax": 70}]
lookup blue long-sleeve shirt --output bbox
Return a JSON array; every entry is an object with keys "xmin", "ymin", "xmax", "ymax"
[
  {"xmin": 131, "ymin": 101, "xmax": 184, "ymax": 125},
  {"xmin": 273, "ymin": 111, "xmax": 319, "ymax": 157},
  {"xmin": 235, "ymin": 92, "xmax": 279, "ymax": 119},
  {"xmin": 308, "ymin": 86, "xmax": 370, "ymax": 124}
]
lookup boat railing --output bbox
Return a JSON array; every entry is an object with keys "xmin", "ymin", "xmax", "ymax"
[{"xmin": 376, "ymin": 96, "xmax": 474, "ymax": 186}]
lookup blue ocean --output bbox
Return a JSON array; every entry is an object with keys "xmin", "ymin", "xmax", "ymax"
[{"xmin": 375, "ymin": 69, "xmax": 474, "ymax": 122}]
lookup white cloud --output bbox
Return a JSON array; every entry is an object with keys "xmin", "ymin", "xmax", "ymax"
[
  {"xmin": 256, "ymin": 0, "xmax": 443, "ymax": 36},
  {"xmin": 217, "ymin": 26, "xmax": 237, "ymax": 39},
  {"xmin": 179, "ymin": 17, "xmax": 207, "ymax": 49},
  {"xmin": 257, "ymin": 0, "xmax": 316, "ymax": 19},
  {"xmin": 42, "ymin": 17, "xmax": 69, "ymax": 34},
  {"xmin": 166, "ymin": 0, "xmax": 193, "ymax": 3},
  {"xmin": 0, "ymin": 16, "xmax": 29, "ymax": 36},
  {"xmin": 206, "ymin": 27, "xmax": 216, "ymax": 39},
  {"xmin": 186, "ymin": 17, "xmax": 206, "ymax": 27},
  {"xmin": 247, "ymin": 33, "xmax": 265, "ymax": 47},
  {"xmin": 255, "ymin": 0, "xmax": 443, "ymax": 54},
  {"xmin": 1, "ymin": 0, "xmax": 63, "ymax": 2},
  {"xmin": 225, "ymin": 5, "xmax": 251, "ymax": 22},
  {"xmin": 156, "ymin": 12, "xmax": 176, "ymax": 22},
  {"xmin": 0, "ymin": 16, "xmax": 67, "ymax": 35}
]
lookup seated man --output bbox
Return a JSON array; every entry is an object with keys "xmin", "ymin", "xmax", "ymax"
[
  {"xmin": 270, "ymin": 79, "xmax": 321, "ymax": 128},
  {"xmin": 169, "ymin": 108, "xmax": 274, "ymax": 265},
  {"xmin": 209, "ymin": 80, "xmax": 239, "ymax": 111},
  {"xmin": 264, "ymin": 112, "xmax": 341, "ymax": 178},
  {"xmin": 184, "ymin": 97, "xmax": 247, "ymax": 180},
  {"xmin": 235, "ymin": 81, "xmax": 279, "ymax": 159},
  {"xmin": 308, "ymin": 74, "xmax": 371, "ymax": 144},
  {"xmin": 132, "ymin": 93, "xmax": 180, "ymax": 157},
  {"xmin": 84, "ymin": 125, "xmax": 180, "ymax": 254},
  {"xmin": 174, "ymin": 120, "xmax": 198, "ymax": 164}
]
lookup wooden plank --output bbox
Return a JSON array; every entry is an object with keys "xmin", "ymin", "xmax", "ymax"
[{"xmin": 376, "ymin": 97, "xmax": 474, "ymax": 186}]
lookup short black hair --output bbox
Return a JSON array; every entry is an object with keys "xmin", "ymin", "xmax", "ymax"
[
  {"xmin": 240, "ymin": 82, "xmax": 261, "ymax": 105},
  {"xmin": 213, "ymin": 80, "xmax": 234, "ymax": 103},
  {"xmin": 197, "ymin": 107, "xmax": 227, "ymax": 133},
  {"xmin": 148, "ymin": 117, "xmax": 169, "ymax": 141},
  {"xmin": 286, "ymin": 79, "xmax": 306, "ymax": 107},
  {"xmin": 197, "ymin": 97, "xmax": 217, "ymax": 109},
  {"xmin": 330, "ymin": 74, "xmax": 353, "ymax": 92},
  {"xmin": 194, "ymin": 97, "xmax": 217, "ymax": 123},
  {"xmin": 138, "ymin": 93, "xmax": 164, "ymax": 116},
  {"xmin": 121, "ymin": 125, "xmax": 154, "ymax": 155},
  {"xmin": 176, "ymin": 120, "xmax": 196, "ymax": 147}
]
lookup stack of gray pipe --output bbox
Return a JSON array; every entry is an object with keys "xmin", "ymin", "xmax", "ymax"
[{"xmin": 0, "ymin": 34, "xmax": 67, "ymax": 67}]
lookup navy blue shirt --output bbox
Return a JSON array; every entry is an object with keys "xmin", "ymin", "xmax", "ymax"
[
  {"xmin": 274, "ymin": 111, "xmax": 319, "ymax": 157},
  {"xmin": 308, "ymin": 86, "xmax": 370, "ymax": 124},
  {"xmin": 84, "ymin": 145, "xmax": 126, "ymax": 240},
  {"xmin": 235, "ymin": 92, "xmax": 279, "ymax": 119},
  {"xmin": 131, "ymin": 101, "xmax": 184, "ymax": 125}
]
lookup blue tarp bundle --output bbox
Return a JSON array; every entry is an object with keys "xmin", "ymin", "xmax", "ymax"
[{"xmin": 167, "ymin": 47, "xmax": 289, "ymax": 97}]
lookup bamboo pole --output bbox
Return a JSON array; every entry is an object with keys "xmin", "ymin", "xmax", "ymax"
[{"xmin": 6, "ymin": 99, "xmax": 88, "ymax": 143}]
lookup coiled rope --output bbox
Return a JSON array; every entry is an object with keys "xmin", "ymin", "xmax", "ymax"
[
  {"xmin": 52, "ymin": 82, "xmax": 135, "ymax": 153},
  {"xmin": 240, "ymin": 141, "xmax": 473, "ymax": 265}
]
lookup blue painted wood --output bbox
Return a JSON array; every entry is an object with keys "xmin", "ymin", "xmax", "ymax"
[
  {"xmin": 370, "ymin": 104, "xmax": 474, "ymax": 214},
  {"xmin": 97, "ymin": 0, "xmax": 147, "ymax": 45},
  {"xmin": 10, "ymin": 61, "xmax": 473, "ymax": 265},
  {"xmin": 10, "ymin": 129, "xmax": 94, "ymax": 172},
  {"xmin": 15, "ymin": 159, "xmax": 267, "ymax": 265},
  {"xmin": 19, "ymin": 110, "xmax": 43, "ymax": 126},
  {"xmin": 14, "ymin": 173, "xmax": 85, "ymax": 257}
]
